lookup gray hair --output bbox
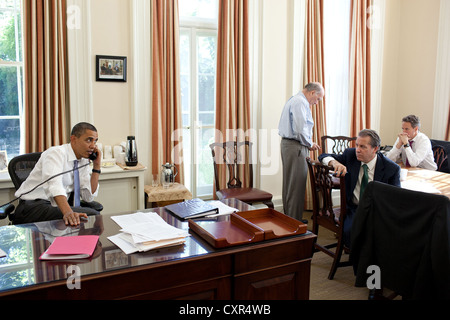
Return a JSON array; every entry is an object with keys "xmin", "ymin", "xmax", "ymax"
[
  {"xmin": 402, "ymin": 115, "xmax": 420, "ymax": 129},
  {"xmin": 304, "ymin": 82, "xmax": 324, "ymax": 94},
  {"xmin": 358, "ymin": 129, "xmax": 381, "ymax": 148},
  {"xmin": 71, "ymin": 122, "xmax": 97, "ymax": 138}
]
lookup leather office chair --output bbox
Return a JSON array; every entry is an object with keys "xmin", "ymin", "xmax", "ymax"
[
  {"xmin": 432, "ymin": 145, "xmax": 449, "ymax": 173},
  {"xmin": 0, "ymin": 152, "xmax": 41, "ymax": 222},
  {"xmin": 3, "ymin": 152, "xmax": 103, "ymax": 223},
  {"xmin": 351, "ymin": 181, "xmax": 450, "ymax": 300},
  {"xmin": 306, "ymin": 157, "xmax": 351, "ymax": 280},
  {"xmin": 210, "ymin": 141, "xmax": 274, "ymax": 209}
]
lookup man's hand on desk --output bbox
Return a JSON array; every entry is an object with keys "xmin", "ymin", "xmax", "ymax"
[
  {"xmin": 329, "ymin": 160, "xmax": 347, "ymax": 177},
  {"xmin": 63, "ymin": 211, "xmax": 88, "ymax": 226}
]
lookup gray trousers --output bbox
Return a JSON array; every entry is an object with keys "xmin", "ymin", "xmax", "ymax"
[{"xmin": 281, "ymin": 138, "xmax": 309, "ymax": 221}]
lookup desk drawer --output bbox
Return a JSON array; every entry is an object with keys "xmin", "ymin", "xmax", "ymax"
[{"xmin": 233, "ymin": 236, "xmax": 314, "ymax": 274}]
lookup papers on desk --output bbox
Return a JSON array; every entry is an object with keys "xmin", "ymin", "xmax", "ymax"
[
  {"xmin": 401, "ymin": 180, "xmax": 442, "ymax": 194},
  {"xmin": 206, "ymin": 200, "xmax": 239, "ymax": 217},
  {"xmin": 108, "ymin": 212, "xmax": 189, "ymax": 255}
]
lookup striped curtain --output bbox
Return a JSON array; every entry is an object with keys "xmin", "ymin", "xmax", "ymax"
[
  {"xmin": 23, "ymin": 0, "xmax": 70, "ymax": 152},
  {"xmin": 349, "ymin": 0, "xmax": 373, "ymax": 137},
  {"xmin": 303, "ymin": 0, "xmax": 327, "ymax": 210},
  {"xmin": 214, "ymin": 0, "xmax": 251, "ymax": 191},
  {"xmin": 150, "ymin": 0, "xmax": 184, "ymax": 183}
]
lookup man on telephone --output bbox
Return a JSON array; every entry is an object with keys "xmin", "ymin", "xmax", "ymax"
[{"xmin": 13, "ymin": 122, "xmax": 102, "ymax": 226}]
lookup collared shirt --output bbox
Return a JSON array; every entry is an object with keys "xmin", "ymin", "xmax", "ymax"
[
  {"xmin": 353, "ymin": 155, "xmax": 377, "ymax": 205},
  {"xmin": 386, "ymin": 132, "xmax": 437, "ymax": 170},
  {"xmin": 15, "ymin": 144, "xmax": 98, "ymax": 206},
  {"xmin": 321, "ymin": 154, "xmax": 377, "ymax": 205},
  {"xmin": 278, "ymin": 91, "xmax": 314, "ymax": 148}
]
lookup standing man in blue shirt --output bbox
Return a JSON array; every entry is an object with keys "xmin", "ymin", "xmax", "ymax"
[{"xmin": 278, "ymin": 82, "xmax": 324, "ymax": 222}]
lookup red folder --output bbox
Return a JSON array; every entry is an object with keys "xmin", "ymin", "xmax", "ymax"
[{"xmin": 39, "ymin": 235, "xmax": 99, "ymax": 260}]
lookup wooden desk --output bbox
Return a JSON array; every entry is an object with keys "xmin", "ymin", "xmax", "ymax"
[
  {"xmin": 402, "ymin": 167, "xmax": 450, "ymax": 198},
  {"xmin": 0, "ymin": 199, "xmax": 316, "ymax": 300}
]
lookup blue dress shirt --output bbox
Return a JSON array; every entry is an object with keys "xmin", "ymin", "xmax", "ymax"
[{"xmin": 278, "ymin": 91, "xmax": 314, "ymax": 147}]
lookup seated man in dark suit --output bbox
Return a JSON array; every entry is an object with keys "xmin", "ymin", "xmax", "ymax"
[{"xmin": 318, "ymin": 129, "xmax": 401, "ymax": 247}]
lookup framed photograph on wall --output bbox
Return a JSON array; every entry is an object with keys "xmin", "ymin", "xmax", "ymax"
[{"xmin": 96, "ymin": 55, "xmax": 127, "ymax": 82}]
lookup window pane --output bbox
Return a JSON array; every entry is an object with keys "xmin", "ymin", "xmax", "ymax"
[
  {"xmin": 179, "ymin": 0, "xmax": 218, "ymax": 20},
  {"xmin": 323, "ymin": 0, "xmax": 351, "ymax": 139},
  {"xmin": 0, "ymin": 1, "xmax": 22, "ymax": 62},
  {"xmin": 197, "ymin": 35, "xmax": 216, "ymax": 125},
  {"xmin": 0, "ymin": 66, "xmax": 21, "ymax": 116},
  {"xmin": 0, "ymin": 118, "xmax": 20, "ymax": 159}
]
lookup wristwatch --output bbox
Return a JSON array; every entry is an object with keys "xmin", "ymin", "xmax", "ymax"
[
  {"xmin": 403, "ymin": 143, "xmax": 410, "ymax": 148},
  {"xmin": 92, "ymin": 168, "xmax": 101, "ymax": 174}
]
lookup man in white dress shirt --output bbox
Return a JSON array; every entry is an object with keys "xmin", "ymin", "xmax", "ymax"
[
  {"xmin": 13, "ymin": 122, "xmax": 102, "ymax": 226},
  {"xmin": 386, "ymin": 115, "xmax": 437, "ymax": 171}
]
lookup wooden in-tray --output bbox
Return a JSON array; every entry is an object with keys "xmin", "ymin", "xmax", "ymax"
[
  {"xmin": 189, "ymin": 208, "xmax": 307, "ymax": 248},
  {"xmin": 188, "ymin": 214, "xmax": 264, "ymax": 248},
  {"xmin": 235, "ymin": 208, "xmax": 308, "ymax": 240}
]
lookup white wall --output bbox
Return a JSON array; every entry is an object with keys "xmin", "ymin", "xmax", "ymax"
[{"xmin": 379, "ymin": 0, "xmax": 441, "ymax": 144}]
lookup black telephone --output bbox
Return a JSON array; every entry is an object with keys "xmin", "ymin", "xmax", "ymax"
[{"xmin": 89, "ymin": 152, "xmax": 98, "ymax": 161}]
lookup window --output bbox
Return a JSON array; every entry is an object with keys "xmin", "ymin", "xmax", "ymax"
[
  {"xmin": 0, "ymin": 0, "xmax": 23, "ymax": 161},
  {"xmin": 323, "ymin": 0, "xmax": 351, "ymax": 143},
  {"xmin": 179, "ymin": 0, "xmax": 218, "ymax": 198}
]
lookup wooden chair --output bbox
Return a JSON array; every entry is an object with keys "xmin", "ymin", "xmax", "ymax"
[
  {"xmin": 210, "ymin": 141, "xmax": 274, "ymax": 209},
  {"xmin": 432, "ymin": 145, "xmax": 449, "ymax": 173},
  {"xmin": 321, "ymin": 135, "xmax": 357, "ymax": 155},
  {"xmin": 320, "ymin": 135, "xmax": 356, "ymax": 189},
  {"xmin": 306, "ymin": 157, "xmax": 351, "ymax": 280}
]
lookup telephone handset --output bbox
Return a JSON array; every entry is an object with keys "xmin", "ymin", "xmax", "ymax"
[{"xmin": 89, "ymin": 152, "xmax": 98, "ymax": 161}]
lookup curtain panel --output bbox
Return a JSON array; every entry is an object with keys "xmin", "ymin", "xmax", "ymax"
[
  {"xmin": 151, "ymin": 0, "xmax": 184, "ymax": 183},
  {"xmin": 214, "ymin": 0, "xmax": 251, "ymax": 192},
  {"xmin": 23, "ymin": 0, "xmax": 70, "ymax": 152},
  {"xmin": 303, "ymin": 0, "xmax": 327, "ymax": 210},
  {"xmin": 349, "ymin": 0, "xmax": 373, "ymax": 137}
]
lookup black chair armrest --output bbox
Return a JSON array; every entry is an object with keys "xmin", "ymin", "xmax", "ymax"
[
  {"xmin": 0, "ymin": 204, "xmax": 15, "ymax": 220},
  {"xmin": 81, "ymin": 200, "xmax": 103, "ymax": 212}
]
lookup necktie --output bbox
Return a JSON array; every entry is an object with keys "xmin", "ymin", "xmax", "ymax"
[
  {"xmin": 73, "ymin": 160, "xmax": 80, "ymax": 207},
  {"xmin": 359, "ymin": 164, "xmax": 369, "ymax": 201},
  {"xmin": 405, "ymin": 140, "xmax": 414, "ymax": 167}
]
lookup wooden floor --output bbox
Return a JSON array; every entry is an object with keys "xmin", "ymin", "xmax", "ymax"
[{"xmin": 307, "ymin": 220, "xmax": 369, "ymax": 300}]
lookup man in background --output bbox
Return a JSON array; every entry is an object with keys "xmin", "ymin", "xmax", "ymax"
[
  {"xmin": 278, "ymin": 82, "xmax": 324, "ymax": 222},
  {"xmin": 319, "ymin": 129, "xmax": 400, "ymax": 248},
  {"xmin": 386, "ymin": 115, "xmax": 437, "ymax": 170}
]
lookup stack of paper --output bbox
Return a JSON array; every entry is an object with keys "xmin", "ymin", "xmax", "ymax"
[{"xmin": 108, "ymin": 212, "xmax": 189, "ymax": 255}]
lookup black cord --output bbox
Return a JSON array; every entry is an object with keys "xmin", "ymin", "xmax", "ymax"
[{"xmin": 0, "ymin": 162, "xmax": 91, "ymax": 208}]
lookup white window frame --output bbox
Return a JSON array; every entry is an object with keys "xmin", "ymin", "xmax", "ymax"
[
  {"xmin": 0, "ymin": 0, "xmax": 24, "ymax": 157},
  {"xmin": 180, "ymin": 9, "xmax": 218, "ymax": 198}
]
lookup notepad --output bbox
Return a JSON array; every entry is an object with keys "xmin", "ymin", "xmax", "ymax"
[
  {"xmin": 164, "ymin": 198, "xmax": 219, "ymax": 220},
  {"xmin": 39, "ymin": 235, "xmax": 99, "ymax": 260}
]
